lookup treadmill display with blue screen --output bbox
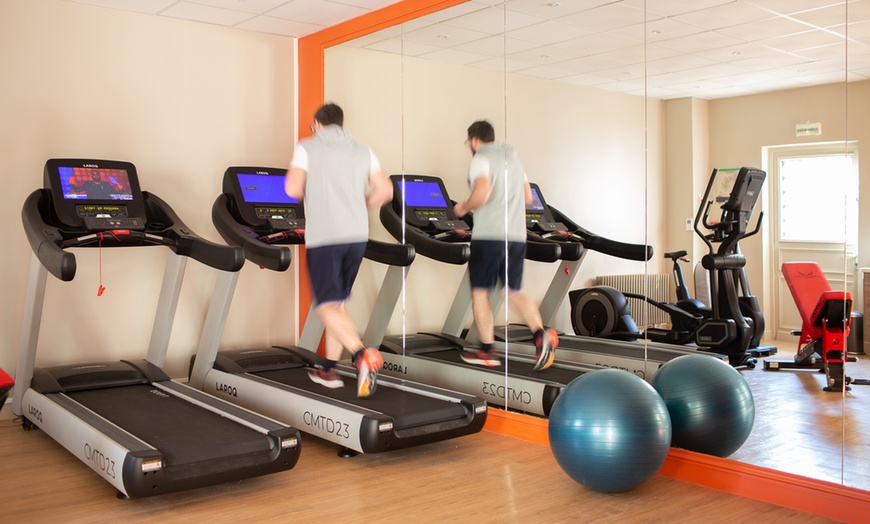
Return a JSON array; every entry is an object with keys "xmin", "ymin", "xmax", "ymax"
[
  {"xmin": 396, "ymin": 177, "xmax": 466, "ymax": 232},
  {"xmin": 224, "ymin": 167, "xmax": 304, "ymax": 231}
]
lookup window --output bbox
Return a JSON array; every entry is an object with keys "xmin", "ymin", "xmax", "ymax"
[{"xmin": 778, "ymin": 152, "xmax": 858, "ymax": 245}]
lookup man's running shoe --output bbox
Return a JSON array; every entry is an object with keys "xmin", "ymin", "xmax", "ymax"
[
  {"xmin": 533, "ymin": 328, "xmax": 558, "ymax": 371},
  {"xmin": 461, "ymin": 349, "xmax": 501, "ymax": 367},
  {"xmin": 308, "ymin": 368, "xmax": 344, "ymax": 389},
  {"xmin": 354, "ymin": 347, "xmax": 384, "ymax": 398}
]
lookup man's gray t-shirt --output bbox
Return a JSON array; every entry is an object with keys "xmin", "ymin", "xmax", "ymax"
[
  {"xmin": 467, "ymin": 142, "xmax": 527, "ymax": 242},
  {"xmin": 291, "ymin": 125, "xmax": 377, "ymax": 248}
]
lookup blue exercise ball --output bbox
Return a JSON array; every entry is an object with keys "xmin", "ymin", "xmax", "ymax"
[
  {"xmin": 652, "ymin": 354, "xmax": 755, "ymax": 458},
  {"xmin": 548, "ymin": 369, "xmax": 672, "ymax": 493}
]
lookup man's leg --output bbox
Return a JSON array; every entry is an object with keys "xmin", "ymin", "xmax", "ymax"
[
  {"xmin": 471, "ymin": 288, "xmax": 495, "ymax": 345},
  {"xmin": 460, "ymin": 287, "xmax": 501, "ymax": 367},
  {"xmin": 315, "ymin": 300, "xmax": 383, "ymax": 397},
  {"xmin": 508, "ymin": 289, "xmax": 558, "ymax": 370}
]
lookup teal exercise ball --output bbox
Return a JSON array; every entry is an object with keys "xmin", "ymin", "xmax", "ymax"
[
  {"xmin": 548, "ymin": 369, "xmax": 672, "ymax": 493},
  {"xmin": 652, "ymin": 354, "xmax": 755, "ymax": 457}
]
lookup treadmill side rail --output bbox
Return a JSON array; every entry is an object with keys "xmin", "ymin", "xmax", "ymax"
[{"xmin": 22, "ymin": 388, "xmax": 157, "ymax": 497}]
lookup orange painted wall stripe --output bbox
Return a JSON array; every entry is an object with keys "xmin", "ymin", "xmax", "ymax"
[{"xmin": 296, "ymin": 0, "xmax": 467, "ymax": 336}]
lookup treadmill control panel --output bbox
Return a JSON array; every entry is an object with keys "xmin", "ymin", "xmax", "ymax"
[
  {"xmin": 254, "ymin": 206, "xmax": 303, "ymax": 230},
  {"xmin": 413, "ymin": 209, "xmax": 466, "ymax": 231},
  {"xmin": 526, "ymin": 185, "xmax": 567, "ymax": 234},
  {"xmin": 395, "ymin": 176, "xmax": 469, "ymax": 233},
  {"xmin": 44, "ymin": 159, "xmax": 148, "ymax": 231},
  {"xmin": 77, "ymin": 205, "xmax": 145, "ymax": 230},
  {"xmin": 223, "ymin": 167, "xmax": 305, "ymax": 232}
]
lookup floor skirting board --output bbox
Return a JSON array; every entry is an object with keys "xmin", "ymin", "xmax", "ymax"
[{"xmin": 484, "ymin": 408, "xmax": 870, "ymax": 523}]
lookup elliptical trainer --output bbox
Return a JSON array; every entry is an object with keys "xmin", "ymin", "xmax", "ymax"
[{"xmin": 570, "ymin": 167, "xmax": 765, "ymax": 367}]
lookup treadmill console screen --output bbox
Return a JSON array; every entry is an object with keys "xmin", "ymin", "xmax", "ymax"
[
  {"xmin": 525, "ymin": 183, "xmax": 562, "ymax": 233},
  {"xmin": 401, "ymin": 180, "xmax": 448, "ymax": 208},
  {"xmin": 393, "ymin": 175, "xmax": 466, "ymax": 232},
  {"xmin": 223, "ymin": 166, "xmax": 304, "ymax": 230},
  {"xmin": 527, "ymin": 187, "xmax": 545, "ymax": 212},
  {"xmin": 44, "ymin": 158, "xmax": 147, "ymax": 231}
]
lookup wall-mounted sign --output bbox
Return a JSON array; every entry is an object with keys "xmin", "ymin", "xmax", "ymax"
[{"xmin": 796, "ymin": 122, "xmax": 822, "ymax": 136}]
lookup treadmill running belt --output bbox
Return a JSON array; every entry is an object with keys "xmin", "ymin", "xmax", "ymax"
[
  {"xmin": 427, "ymin": 349, "xmax": 585, "ymax": 384},
  {"xmin": 69, "ymin": 384, "xmax": 272, "ymax": 466},
  {"xmin": 256, "ymin": 368, "xmax": 468, "ymax": 428}
]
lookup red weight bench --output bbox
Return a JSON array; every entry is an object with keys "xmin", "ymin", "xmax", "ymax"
[
  {"xmin": 0, "ymin": 367, "xmax": 12, "ymax": 408},
  {"xmin": 763, "ymin": 262, "xmax": 855, "ymax": 391}
]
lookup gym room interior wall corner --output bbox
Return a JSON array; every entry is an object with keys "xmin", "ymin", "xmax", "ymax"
[{"xmin": 299, "ymin": 0, "xmax": 870, "ymax": 521}]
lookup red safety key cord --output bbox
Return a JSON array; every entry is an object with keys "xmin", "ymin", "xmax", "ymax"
[
  {"xmin": 96, "ymin": 230, "xmax": 131, "ymax": 296},
  {"xmin": 97, "ymin": 232, "xmax": 107, "ymax": 296}
]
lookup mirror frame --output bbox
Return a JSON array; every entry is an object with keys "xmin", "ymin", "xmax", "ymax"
[{"xmin": 297, "ymin": 1, "xmax": 870, "ymax": 519}]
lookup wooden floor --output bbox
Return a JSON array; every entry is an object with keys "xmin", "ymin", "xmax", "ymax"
[
  {"xmin": 1, "ymin": 338, "xmax": 866, "ymax": 522},
  {"xmin": 729, "ymin": 341, "xmax": 870, "ymax": 491},
  {"xmin": 0, "ymin": 418, "xmax": 834, "ymax": 523}
]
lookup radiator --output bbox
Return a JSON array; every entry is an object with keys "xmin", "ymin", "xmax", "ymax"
[{"xmin": 593, "ymin": 273, "xmax": 671, "ymax": 327}]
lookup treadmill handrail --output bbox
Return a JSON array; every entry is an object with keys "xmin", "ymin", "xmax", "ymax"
[
  {"xmin": 526, "ymin": 237, "xmax": 562, "ymax": 262},
  {"xmin": 364, "ymin": 238, "xmax": 416, "ymax": 267},
  {"xmin": 22, "ymin": 189, "xmax": 245, "ymax": 281},
  {"xmin": 549, "ymin": 205, "xmax": 653, "ymax": 262},
  {"xmin": 144, "ymin": 192, "xmax": 245, "ymax": 272},
  {"xmin": 527, "ymin": 230, "xmax": 583, "ymax": 261},
  {"xmin": 379, "ymin": 204, "xmax": 470, "ymax": 265},
  {"xmin": 212, "ymin": 193, "xmax": 293, "ymax": 272},
  {"xmin": 21, "ymin": 189, "xmax": 76, "ymax": 281}
]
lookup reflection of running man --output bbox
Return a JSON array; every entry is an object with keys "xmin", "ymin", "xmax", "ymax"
[{"xmin": 79, "ymin": 170, "xmax": 114, "ymax": 199}]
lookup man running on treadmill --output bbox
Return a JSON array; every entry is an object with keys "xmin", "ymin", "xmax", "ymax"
[
  {"xmin": 285, "ymin": 103, "xmax": 392, "ymax": 397},
  {"xmin": 453, "ymin": 120, "xmax": 558, "ymax": 370}
]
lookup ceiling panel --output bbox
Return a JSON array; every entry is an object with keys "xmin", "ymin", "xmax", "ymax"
[{"xmin": 62, "ymin": 0, "xmax": 870, "ymax": 100}]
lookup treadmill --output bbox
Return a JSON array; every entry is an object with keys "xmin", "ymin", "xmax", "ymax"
[
  {"xmin": 494, "ymin": 182, "xmax": 729, "ymax": 381},
  {"xmin": 13, "ymin": 159, "xmax": 300, "ymax": 498},
  {"xmin": 375, "ymin": 174, "xmax": 600, "ymax": 417},
  {"xmin": 188, "ymin": 166, "xmax": 486, "ymax": 456}
]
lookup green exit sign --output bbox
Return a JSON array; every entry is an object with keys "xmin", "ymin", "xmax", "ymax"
[{"xmin": 795, "ymin": 122, "xmax": 822, "ymax": 136}]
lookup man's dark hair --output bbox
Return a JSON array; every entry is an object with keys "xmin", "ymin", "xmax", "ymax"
[
  {"xmin": 314, "ymin": 103, "xmax": 344, "ymax": 127},
  {"xmin": 467, "ymin": 120, "xmax": 495, "ymax": 143}
]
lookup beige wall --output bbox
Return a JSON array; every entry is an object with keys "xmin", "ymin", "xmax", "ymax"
[
  {"xmin": 1, "ymin": 0, "xmax": 297, "ymax": 379},
  {"xmin": 325, "ymin": 45, "xmax": 663, "ymax": 336}
]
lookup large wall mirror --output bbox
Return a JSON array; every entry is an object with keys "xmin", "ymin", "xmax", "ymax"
[{"xmin": 315, "ymin": 0, "xmax": 865, "ymax": 495}]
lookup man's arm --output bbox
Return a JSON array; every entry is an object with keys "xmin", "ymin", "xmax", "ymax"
[
  {"xmin": 454, "ymin": 176, "xmax": 492, "ymax": 218},
  {"xmin": 285, "ymin": 166, "xmax": 306, "ymax": 200},
  {"xmin": 366, "ymin": 167, "xmax": 393, "ymax": 208},
  {"xmin": 524, "ymin": 179, "xmax": 533, "ymax": 205}
]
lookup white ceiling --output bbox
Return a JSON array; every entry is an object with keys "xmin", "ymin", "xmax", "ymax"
[{"xmin": 67, "ymin": 0, "xmax": 870, "ymax": 99}]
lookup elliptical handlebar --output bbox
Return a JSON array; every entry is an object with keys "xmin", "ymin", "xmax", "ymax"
[{"xmin": 744, "ymin": 210, "xmax": 764, "ymax": 239}]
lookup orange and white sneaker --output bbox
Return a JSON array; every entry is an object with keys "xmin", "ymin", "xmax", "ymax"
[
  {"xmin": 461, "ymin": 349, "xmax": 501, "ymax": 367},
  {"xmin": 354, "ymin": 347, "xmax": 384, "ymax": 398},
  {"xmin": 533, "ymin": 328, "xmax": 558, "ymax": 371}
]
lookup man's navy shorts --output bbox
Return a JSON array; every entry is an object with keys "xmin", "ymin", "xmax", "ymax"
[
  {"xmin": 468, "ymin": 239, "xmax": 525, "ymax": 291},
  {"xmin": 306, "ymin": 242, "xmax": 367, "ymax": 304}
]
